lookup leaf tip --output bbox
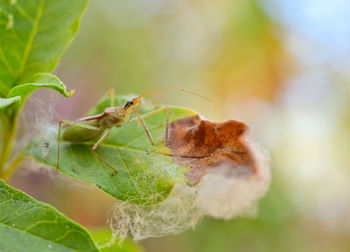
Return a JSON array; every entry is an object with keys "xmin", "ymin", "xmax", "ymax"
[{"xmin": 66, "ymin": 89, "xmax": 75, "ymax": 97}]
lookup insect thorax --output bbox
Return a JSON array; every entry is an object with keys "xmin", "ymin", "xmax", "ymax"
[{"xmin": 100, "ymin": 114, "xmax": 123, "ymax": 128}]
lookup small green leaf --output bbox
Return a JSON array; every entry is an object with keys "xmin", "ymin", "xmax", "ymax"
[
  {"xmin": 0, "ymin": 179, "xmax": 98, "ymax": 252},
  {"xmin": 0, "ymin": 96, "xmax": 21, "ymax": 109},
  {"xmin": 7, "ymin": 73, "xmax": 74, "ymax": 101},
  {"xmin": 0, "ymin": 0, "xmax": 88, "ymax": 97},
  {"xmin": 25, "ymin": 95, "xmax": 196, "ymax": 205}
]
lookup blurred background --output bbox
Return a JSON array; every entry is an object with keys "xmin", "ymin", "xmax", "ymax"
[{"xmin": 9, "ymin": 0, "xmax": 350, "ymax": 251}]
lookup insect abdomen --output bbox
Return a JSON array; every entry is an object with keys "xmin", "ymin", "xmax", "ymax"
[{"xmin": 62, "ymin": 121, "xmax": 105, "ymax": 142}]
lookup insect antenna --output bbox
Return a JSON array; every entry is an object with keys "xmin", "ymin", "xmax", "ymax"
[{"xmin": 135, "ymin": 86, "xmax": 216, "ymax": 112}]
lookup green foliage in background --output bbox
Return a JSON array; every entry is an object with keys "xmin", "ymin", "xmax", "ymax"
[
  {"xmin": 0, "ymin": 0, "xmax": 88, "ymax": 177},
  {"xmin": 0, "ymin": 0, "xmax": 87, "ymax": 89},
  {"xmin": 0, "ymin": 179, "xmax": 98, "ymax": 251}
]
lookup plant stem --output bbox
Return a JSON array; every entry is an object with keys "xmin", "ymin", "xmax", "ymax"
[
  {"xmin": 0, "ymin": 110, "xmax": 20, "ymax": 179},
  {"xmin": 1, "ymin": 154, "xmax": 26, "ymax": 180}
]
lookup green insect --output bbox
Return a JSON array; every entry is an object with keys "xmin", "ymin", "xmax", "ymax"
[{"xmin": 57, "ymin": 87, "xmax": 215, "ymax": 173}]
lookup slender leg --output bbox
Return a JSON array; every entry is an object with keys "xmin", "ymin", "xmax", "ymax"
[
  {"xmin": 91, "ymin": 128, "xmax": 118, "ymax": 173},
  {"xmin": 107, "ymin": 88, "xmax": 114, "ymax": 107},
  {"xmin": 128, "ymin": 107, "xmax": 170, "ymax": 144},
  {"xmin": 130, "ymin": 106, "xmax": 155, "ymax": 145},
  {"xmin": 57, "ymin": 120, "xmax": 101, "ymax": 170},
  {"xmin": 153, "ymin": 94, "xmax": 170, "ymax": 144},
  {"xmin": 165, "ymin": 108, "xmax": 169, "ymax": 144}
]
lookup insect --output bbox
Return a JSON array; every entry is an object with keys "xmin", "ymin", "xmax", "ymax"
[{"xmin": 57, "ymin": 87, "xmax": 215, "ymax": 173}]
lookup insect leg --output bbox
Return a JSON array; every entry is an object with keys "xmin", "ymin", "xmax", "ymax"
[
  {"xmin": 128, "ymin": 107, "xmax": 170, "ymax": 144},
  {"xmin": 130, "ymin": 106, "xmax": 155, "ymax": 145},
  {"xmin": 107, "ymin": 88, "xmax": 115, "ymax": 107},
  {"xmin": 57, "ymin": 120, "xmax": 101, "ymax": 170},
  {"xmin": 91, "ymin": 128, "xmax": 119, "ymax": 173},
  {"xmin": 165, "ymin": 107, "xmax": 169, "ymax": 144},
  {"xmin": 153, "ymin": 94, "xmax": 170, "ymax": 144}
]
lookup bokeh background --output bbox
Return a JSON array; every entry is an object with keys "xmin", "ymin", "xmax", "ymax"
[{"xmin": 9, "ymin": 0, "xmax": 350, "ymax": 251}]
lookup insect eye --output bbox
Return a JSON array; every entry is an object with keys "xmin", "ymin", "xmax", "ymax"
[{"xmin": 123, "ymin": 100, "xmax": 134, "ymax": 109}]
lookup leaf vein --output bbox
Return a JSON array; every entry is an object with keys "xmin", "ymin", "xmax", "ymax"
[
  {"xmin": 0, "ymin": 198, "xmax": 13, "ymax": 207},
  {"xmin": 24, "ymin": 219, "xmax": 57, "ymax": 232},
  {"xmin": 14, "ymin": 4, "xmax": 34, "ymax": 22},
  {"xmin": 2, "ymin": 206, "xmax": 43, "ymax": 224},
  {"xmin": 88, "ymin": 145, "xmax": 120, "ymax": 194},
  {"xmin": 0, "ymin": 223, "xmax": 75, "ymax": 251},
  {"xmin": 0, "ymin": 47, "xmax": 16, "ymax": 77},
  {"xmin": 115, "ymin": 149, "xmax": 141, "ymax": 193},
  {"xmin": 18, "ymin": 0, "xmax": 45, "ymax": 76}
]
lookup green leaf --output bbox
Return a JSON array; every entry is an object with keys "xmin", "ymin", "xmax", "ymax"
[
  {"xmin": 0, "ymin": 0, "xmax": 88, "ymax": 97},
  {"xmin": 25, "ymin": 95, "xmax": 197, "ymax": 204},
  {"xmin": 0, "ymin": 96, "xmax": 21, "ymax": 109},
  {"xmin": 7, "ymin": 72, "xmax": 74, "ymax": 101},
  {"xmin": 91, "ymin": 228, "xmax": 145, "ymax": 252},
  {"xmin": 0, "ymin": 179, "xmax": 98, "ymax": 252}
]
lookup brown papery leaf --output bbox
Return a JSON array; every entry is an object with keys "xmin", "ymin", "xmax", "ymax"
[
  {"xmin": 167, "ymin": 116, "xmax": 258, "ymax": 186},
  {"xmin": 109, "ymin": 116, "xmax": 270, "ymax": 241}
]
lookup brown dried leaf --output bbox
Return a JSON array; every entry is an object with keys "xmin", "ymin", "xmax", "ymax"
[
  {"xmin": 108, "ymin": 116, "xmax": 270, "ymax": 241},
  {"xmin": 167, "ymin": 116, "xmax": 259, "ymax": 186}
]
